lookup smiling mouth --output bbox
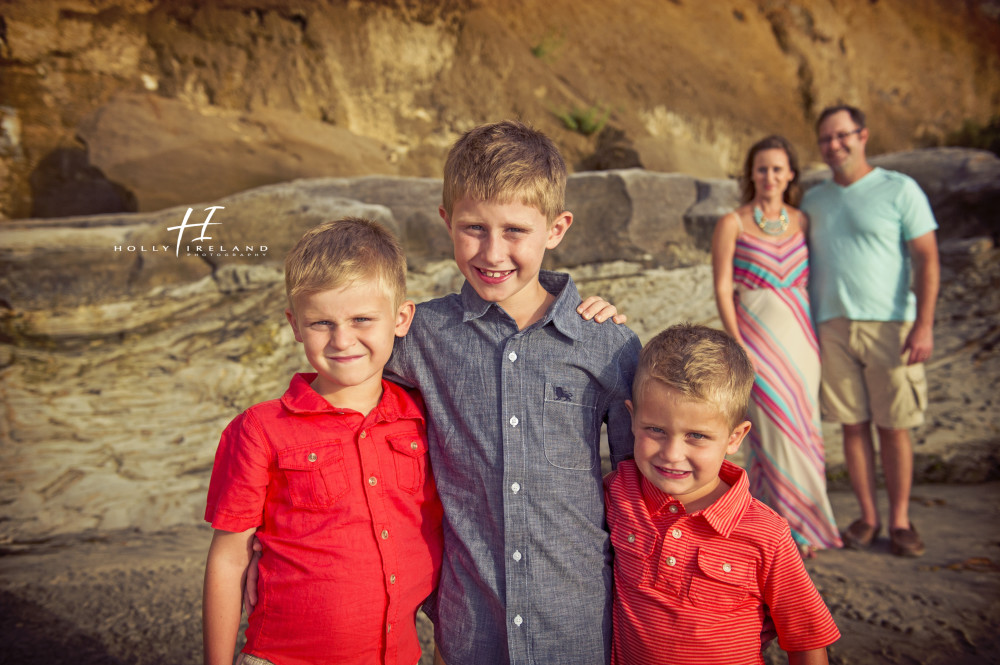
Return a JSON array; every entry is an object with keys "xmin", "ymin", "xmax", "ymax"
[
  {"xmin": 477, "ymin": 268, "xmax": 514, "ymax": 280},
  {"xmin": 655, "ymin": 466, "xmax": 691, "ymax": 478}
]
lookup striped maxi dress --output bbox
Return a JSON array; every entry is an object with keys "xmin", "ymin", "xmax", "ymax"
[{"xmin": 732, "ymin": 232, "xmax": 843, "ymax": 550}]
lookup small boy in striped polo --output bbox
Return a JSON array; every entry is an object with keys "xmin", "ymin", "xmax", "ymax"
[{"xmin": 604, "ymin": 324, "xmax": 839, "ymax": 665}]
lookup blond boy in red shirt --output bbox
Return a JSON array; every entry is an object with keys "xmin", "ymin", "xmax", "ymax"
[
  {"xmin": 202, "ymin": 218, "xmax": 444, "ymax": 665},
  {"xmin": 605, "ymin": 324, "xmax": 839, "ymax": 665}
]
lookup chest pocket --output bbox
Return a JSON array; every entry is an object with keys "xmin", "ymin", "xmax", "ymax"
[
  {"xmin": 610, "ymin": 525, "xmax": 657, "ymax": 587},
  {"xmin": 277, "ymin": 441, "xmax": 349, "ymax": 509},
  {"xmin": 387, "ymin": 432, "xmax": 429, "ymax": 494},
  {"xmin": 688, "ymin": 547, "xmax": 758, "ymax": 611},
  {"xmin": 542, "ymin": 382, "xmax": 599, "ymax": 470}
]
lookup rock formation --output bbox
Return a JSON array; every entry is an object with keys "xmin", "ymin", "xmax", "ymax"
[
  {"xmin": 1, "ymin": 0, "xmax": 999, "ymax": 218},
  {"xmin": 1, "ymin": 148, "xmax": 997, "ymax": 543}
]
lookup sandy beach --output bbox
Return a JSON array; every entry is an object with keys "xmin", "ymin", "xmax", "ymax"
[{"xmin": 2, "ymin": 481, "xmax": 998, "ymax": 665}]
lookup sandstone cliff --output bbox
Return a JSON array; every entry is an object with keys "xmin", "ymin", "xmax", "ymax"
[{"xmin": 1, "ymin": 0, "xmax": 999, "ymax": 218}]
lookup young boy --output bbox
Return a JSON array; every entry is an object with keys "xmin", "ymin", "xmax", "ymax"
[
  {"xmin": 202, "ymin": 218, "xmax": 444, "ymax": 665},
  {"xmin": 385, "ymin": 120, "xmax": 642, "ymax": 664},
  {"xmin": 605, "ymin": 324, "xmax": 840, "ymax": 665}
]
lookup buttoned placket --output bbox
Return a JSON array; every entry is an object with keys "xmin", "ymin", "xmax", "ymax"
[
  {"xmin": 658, "ymin": 508, "xmax": 688, "ymax": 585},
  {"xmin": 355, "ymin": 420, "xmax": 400, "ymax": 664},
  {"xmin": 500, "ymin": 331, "xmax": 529, "ymax": 661}
]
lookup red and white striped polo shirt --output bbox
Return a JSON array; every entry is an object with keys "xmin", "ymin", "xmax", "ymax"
[{"xmin": 604, "ymin": 459, "xmax": 839, "ymax": 665}]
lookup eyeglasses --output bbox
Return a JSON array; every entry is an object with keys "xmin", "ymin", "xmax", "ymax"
[{"xmin": 817, "ymin": 128, "xmax": 862, "ymax": 146}]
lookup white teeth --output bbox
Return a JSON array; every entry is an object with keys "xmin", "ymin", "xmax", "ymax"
[{"xmin": 482, "ymin": 270, "xmax": 511, "ymax": 278}]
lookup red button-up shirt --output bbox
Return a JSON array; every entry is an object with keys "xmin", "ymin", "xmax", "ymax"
[
  {"xmin": 604, "ymin": 460, "xmax": 839, "ymax": 665},
  {"xmin": 205, "ymin": 374, "xmax": 443, "ymax": 665}
]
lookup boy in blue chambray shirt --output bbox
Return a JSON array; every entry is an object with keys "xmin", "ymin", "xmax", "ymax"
[{"xmin": 385, "ymin": 120, "xmax": 641, "ymax": 665}]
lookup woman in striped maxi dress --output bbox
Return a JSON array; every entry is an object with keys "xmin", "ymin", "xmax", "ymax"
[{"xmin": 711, "ymin": 135, "xmax": 842, "ymax": 557}]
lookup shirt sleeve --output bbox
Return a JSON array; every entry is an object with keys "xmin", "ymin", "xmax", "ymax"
[
  {"xmin": 383, "ymin": 314, "xmax": 418, "ymax": 389},
  {"xmin": 763, "ymin": 524, "xmax": 841, "ymax": 652},
  {"xmin": 204, "ymin": 410, "xmax": 270, "ymax": 532},
  {"xmin": 605, "ymin": 328, "xmax": 641, "ymax": 468},
  {"xmin": 897, "ymin": 176, "xmax": 938, "ymax": 240}
]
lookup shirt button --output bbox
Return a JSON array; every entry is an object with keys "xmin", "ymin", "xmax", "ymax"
[
  {"xmin": 307, "ymin": 452, "xmax": 317, "ymax": 462},
  {"xmin": 360, "ymin": 431, "xmax": 367, "ymax": 438},
  {"xmin": 381, "ymin": 529, "xmax": 389, "ymax": 540},
  {"xmin": 509, "ymin": 416, "xmax": 519, "ymax": 427},
  {"xmin": 410, "ymin": 441, "xmax": 419, "ymax": 450},
  {"xmin": 508, "ymin": 351, "xmax": 517, "ymax": 362},
  {"xmin": 666, "ymin": 556, "xmax": 677, "ymax": 566},
  {"xmin": 671, "ymin": 528, "xmax": 682, "ymax": 539},
  {"xmin": 390, "ymin": 574, "xmax": 397, "ymax": 584},
  {"xmin": 668, "ymin": 504, "xmax": 679, "ymax": 513},
  {"xmin": 723, "ymin": 563, "xmax": 732, "ymax": 573},
  {"xmin": 368, "ymin": 476, "xmax": 377, "ymax": 486},
  {"xmin": 511, "ymin": 482, "xmax": 520, "ymax": 494},
  {"xmin": 513, "ymin": 615, "xmax": 523, "ymax": 627},
  {"xmin": 627, "ymin": 534, "xmax": 636, "ymax": 543},
  {"xmin": 512, "ymin": 550, "xmax": 522, "ymax": 562}
]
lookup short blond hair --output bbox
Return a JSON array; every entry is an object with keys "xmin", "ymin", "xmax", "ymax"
[
  {"xmin": 284, "ymin": 217, "xmax": 406, "ymax": 309},
  {"xmin": 442, "ymin": 120, "xmax": 567, "ymax": 224},
  {"xmin": 633, "ymin": 323, "xmax": 754, "ymax": 429}
]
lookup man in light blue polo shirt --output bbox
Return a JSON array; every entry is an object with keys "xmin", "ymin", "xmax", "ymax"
[{"xmin": 802, "ymin": 104, "xmax": 939, "ymax": 558}]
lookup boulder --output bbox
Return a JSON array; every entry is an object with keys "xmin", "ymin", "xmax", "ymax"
[{"xmin": 1, "ymin": 151, "xmax": 998, "ymax": 543}]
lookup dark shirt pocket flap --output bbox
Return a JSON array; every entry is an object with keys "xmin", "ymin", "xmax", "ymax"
[
  {"xmin": 276, "ymin": 440, "xmax": 343, "ymax": 470},
  {"xmin": 387, "ymin": 434, "xmax": 428, "ymax": 458},
  {"xmin": 611, "ymin": 525, "xmax": 657, "ymax": 560}
]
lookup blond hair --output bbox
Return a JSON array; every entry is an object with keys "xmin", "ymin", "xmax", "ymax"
[
  {"xmin": 634, "ymin": 323, "xmax": 754, "ymax": 429},
  {"xmin": 284, "ymin": 217, "xmax": 406, "ymax": 309},
  {"xmin": 442, "ymin": 120, "xmax": 567, "ymax": 224}
]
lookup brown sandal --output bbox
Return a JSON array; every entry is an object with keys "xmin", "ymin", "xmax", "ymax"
[
  {"xmin": 842, "ymin": 518, "xmax": 881, "ymax": 549},
  {"xmin": 890, "ymin": 523, "xmax": 926, "ymax": 557}
]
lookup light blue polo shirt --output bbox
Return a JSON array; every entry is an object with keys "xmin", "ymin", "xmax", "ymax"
[{"xmin": 802, "ymin": 167, "xmax": 937, "ymax": 324}]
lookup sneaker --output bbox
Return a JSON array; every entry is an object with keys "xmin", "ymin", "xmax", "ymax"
[
  {"xmin": 842, "ymin": 518, "xmax": 881, "ymax": 549},
  {"xmin": 890, "ymin": 524, "xmax": 925, "ymax": 557}
]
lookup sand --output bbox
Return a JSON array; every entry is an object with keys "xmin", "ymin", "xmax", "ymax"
[{"xmin": 1, "ymin": 483, "xmax": 998, "ymax": 665}]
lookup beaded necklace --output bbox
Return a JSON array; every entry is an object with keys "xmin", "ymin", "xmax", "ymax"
[{"xmin": 752, "ymin": 206, "xmax": 789, "ymax": 236}]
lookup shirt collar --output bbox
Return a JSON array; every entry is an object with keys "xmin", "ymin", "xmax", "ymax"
[
  {"xmin": 280, "ymin": 373, "xmax": 425, "ymax": 425},
  {"xmin": 640, "ymin": 459, "xmax": 752, "ymax": 537},
  {"xmin": 458, "ymin": 270, "xmax": 585, "ymax": 341},
  {"xmin": 699, "ymin": 460, "xmax": 753, "ymax": 537}
]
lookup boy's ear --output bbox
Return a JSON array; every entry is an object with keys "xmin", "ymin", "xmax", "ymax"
[
  {"xmin": 285, "ymin": 308, "xmax": 304, "ymax": 343},
  {"xmin": 439, "ymin": 205, "xmax": 452, "ymax": 232},
  {"xmin": 545, "ymin": 211, "xmax": 573, "ymax": 250},
  {"xmin": 725, "ymin": 420, "xmax": 752, "ymax": 456},
  {"xmin": 394, "ymin": 300, "xmax": 416, "ymax": 337},
  {"xmin": 625, "ymin": 399, "xmax": 634, "ymax": 418}
]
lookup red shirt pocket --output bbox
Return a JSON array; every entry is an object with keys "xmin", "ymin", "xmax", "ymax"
[
  {"xmin": 688, "ymin": 547, "xmax": 757, "ymax": 611},
  {"xmin": 276, "ymin": 440, "xmax": 349, "ymax": 509}
]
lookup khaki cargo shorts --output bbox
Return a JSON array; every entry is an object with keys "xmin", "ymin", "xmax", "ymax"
[{"xmin": 817, "ymin": 318, "xmax": 928, "ymax": 429}]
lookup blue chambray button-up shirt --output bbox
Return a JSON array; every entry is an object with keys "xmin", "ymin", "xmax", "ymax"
[{"xmin": 386, "ymin": 271, "xmax": 641, "ymax": 665}]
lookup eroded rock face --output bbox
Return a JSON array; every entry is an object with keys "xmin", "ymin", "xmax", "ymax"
[
  {"xmin": 1, "ymin": 0, "xmax": 999, "ymax": 218},
  {"xmin": 1, "ymin": 152, "xmax": 998, "ymax": 543}
]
